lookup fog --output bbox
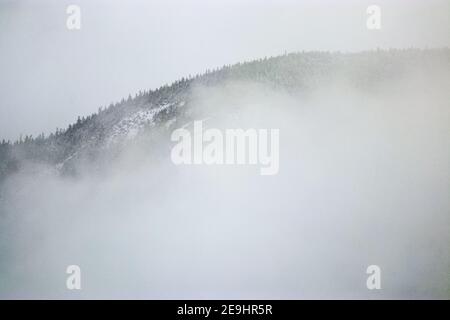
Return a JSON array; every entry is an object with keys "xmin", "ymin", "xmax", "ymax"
[
  {"xmin": 0, "ymin": 56, "xmax": 449, "ymax": 299},
  {"xmin": 1, "ymin": 0, "xmax": 450, "ymax": 141}
]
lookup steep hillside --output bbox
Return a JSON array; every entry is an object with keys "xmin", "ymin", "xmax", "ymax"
[{"xmin": 0, "ymin": 49, "xmax": 448, "ymax": 179}]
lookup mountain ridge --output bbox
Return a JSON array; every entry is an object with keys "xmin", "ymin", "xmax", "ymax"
[{"xmin": 0, "ymin": 48, "xmax": 449, "ymax": 180}]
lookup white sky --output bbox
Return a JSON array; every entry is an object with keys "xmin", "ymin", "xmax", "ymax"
[{"xmin": 0, "ymin": 0, "xmax": 449, "ymax": 141}]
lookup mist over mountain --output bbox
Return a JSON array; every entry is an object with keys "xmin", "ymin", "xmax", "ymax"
[
  {"xmin": 1, "ymin": 49, "xmax": 448, "ymax": 178},
  {"xmin": 0, "ymin": 49, "xmax": 449, "ymax": 298}
]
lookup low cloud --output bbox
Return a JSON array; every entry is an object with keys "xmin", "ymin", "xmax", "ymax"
[{"xmin": 0, "ymin": 54, "xmax": 449, "ymax": 299}]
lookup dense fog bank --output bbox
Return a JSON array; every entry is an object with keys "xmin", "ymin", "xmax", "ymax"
[{"xmin": 0, "ymin": 51, "xmax": 449, "ymax": 299}]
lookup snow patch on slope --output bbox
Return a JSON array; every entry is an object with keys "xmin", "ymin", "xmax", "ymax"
[{"xmin": 106, "ymin": 102, "xmax": 181, "ymax": 146}]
